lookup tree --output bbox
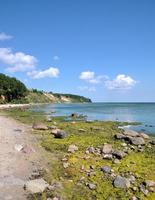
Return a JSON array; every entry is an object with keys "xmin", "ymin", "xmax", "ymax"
[{"xmin": 0, "ymin": 73, "xmax": 27, "ymax": 102}]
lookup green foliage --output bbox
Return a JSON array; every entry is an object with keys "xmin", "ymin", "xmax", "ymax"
[
  {"xmin": 53, "ymin": 93, "xmax": 92, "ymax": 103},
  {"xmin": 0, "ymin": 73, "xmax": 27, "ymax": 103},
  {"xmin": 32, "ymin": 89, "xmax": 43, "ymax": 94},
  {"xmin": 25, "ymin": 92, "xmax": 51, "ymax": 103}
]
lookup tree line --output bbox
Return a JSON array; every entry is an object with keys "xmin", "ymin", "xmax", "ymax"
[{"xmin": 0, "ymin": 73, "xmax": 27, "ymax": 103}]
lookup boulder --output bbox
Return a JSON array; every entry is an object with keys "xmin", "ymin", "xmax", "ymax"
[
  {"xmin": 68, "ymin": 144, "xmax": 78, "ymax": 153},
  {"xmin": 87, "ymin": 183, "xmax": 96, "ymax": 190},
  {"xmin": 140, "ymin": 184, "xmax": 149, "ymax": 196},
  {"xmin": 101, "ymin": 166, "xmax": 111, "ymax": 173},
  {"xmin": 87, "ymin": 146, "xmax": 95, "ymax": 154},
  {"xmin": 102, "ymin": 144, "xmax": 113, "ymax": 154},
  {"xmin": 123, "ymin": 129, "xmax": 139, "ymax": 137},
  {"xmin": 139, "ymin": 133, "xmax": 150, "ymax": 139},
  {"xmin": 103, "ymin": 154, "xmax": 113, "ymax": 160},
  {"xmin": 71, "ymin": 113, "xmax": 78, "ymax": 118},
  {"xmin": 24, "ymin": 178, "xmax": 49, "ymax": 194},
  {"xmin": 145, "ymin": 180, "xmax": 155, "ymax": 187},
  {"xmin": 51, "ymin": 129, "xmax": 67, "ymax": 139},
  {"xmin": 32, "ymin": 122, "xmax": 48, "ymax": 130},
  {"xmin": 128, "ymin": 137, "xmax": 145, "ymax": 146},
  {"xmin": 113, "ymin": 175, "xmax": 130, "ymax": 189},
  {"xmin": 48, "ymin": 125, "xmax": 57, "ymax": 130},
  {"xmin": 150, "ymin": 140, "xmax": 155, "ymax": 145},
  {"xmin": 112, "ymin": 150, "xmax": 126, "ymax": 159},
  {"xmin": 115, "ymin": 133, "xmax": 126, "ymax": 140}
]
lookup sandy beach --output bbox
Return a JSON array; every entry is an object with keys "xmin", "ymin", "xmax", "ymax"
[{"xmin": 0, "ymin": 114, "xmax": 47, "ymax": 200}]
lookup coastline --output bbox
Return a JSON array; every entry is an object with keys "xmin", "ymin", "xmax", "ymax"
[
  {"xmin": 0, "ymin": 103, "xmax": 48, "ymax": 109},
  {"xmin": 1, "ymin": 107, "xmax": 155, "ymax": 199}
]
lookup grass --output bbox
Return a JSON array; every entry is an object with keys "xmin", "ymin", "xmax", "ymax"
[{"xmin": 2, "ymin": 108, "xmax": 155, "ymax": 200}]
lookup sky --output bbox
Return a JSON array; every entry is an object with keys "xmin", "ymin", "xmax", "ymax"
[{"xmin": 0, "ymin": 0, "xmax": 155, "ymax": 102}]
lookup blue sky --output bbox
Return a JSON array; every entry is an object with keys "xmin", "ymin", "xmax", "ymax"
[{"xmin": 0, "ymin": 0, "xmax": 155, "ymax": 102}]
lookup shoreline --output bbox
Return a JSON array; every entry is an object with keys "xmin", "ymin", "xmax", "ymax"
[
  {"xmin": 1, "ymin": 107, "xmax": 155, "ymax": 199},
  {"xmin": 0, "ymin": 103, "xmax": 49, "ymax": 109}
]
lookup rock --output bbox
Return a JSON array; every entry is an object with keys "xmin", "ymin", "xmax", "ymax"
[
  {"xmin": 115, "ymin": 133, "xmax": 126, "ymax": 140},
  {"xmin": 22, "ymin": 145, "xmax": 35, "ymax": 154},
  {"xmin": 68, "ymin": 144, "xmax": 78, "ymax": 153},
  {"xmin": 24, "ymin": 178, "xmax": 49, "ymax": 194},
  {"xmin": 123, "ymin": 129, "xmax": 139, "ymax": 137},
  {"xmin": 101, "ymin": 166, "xmax": 111, "ymax": 173},
  {"xmin": 91, "ymin": 127, "xmax": 103, "ymax": 131},
  {"xmin": 113, "ymin": 159, "xmax": 120, "ymax": 164},
  {"xmin": 121, "ymin": 143, "xmax": 127, "ymax": 147},
  {"xmin": 48, "ymin": 182, "xmax": 62, "ymax": 191},
  {"xmin": 132, "ymin": 196, "xmax": 138, "ymax": 200},
  {"xmin": 14, "ymin": 144, "xmax": 23, "ymax": 152},
  {"xmin": 128, "ymin": 175, "xmax": 136, "ymax": 183},
  {"xmin": 132, "ymin": 187, "xmax": 138, "ymax": 191},
  {"xmin": 63, "ymin": 162, "xmax": 70, "ymax": 168},
  {"xmin": 32, "ymin": 122, "xmax": 48, "ymax": 130},
  {"xmin": 61, "ymin": 157, "xmax": 68, "ymax": 162},
  {"xmin": 102, "ymin": 144, "xmax": 113, "ymax": 154},
  {"xmin": 51, "ymin": 198, "xmax": 60, "ymax": 200},
  {"xmin": 87, "ymin": 183, "xmax": 96, "ymax": 190},
  {"xmin": 103, "ymin": 154, "xmax": 113, "ymax": 160},
  {"xmin": 49, "ymin": 125, "xmax": 57, "ymax": 129},
  {"xmin": 129, "ymin": 137, "xmax": 145, "ymax": 146},
  {"xmin": 149, "ymin": 187, "xmax": 154, "ymax": 192},
  {"xmin": 87, "ymin": 146, "xmax": 95, "ymax": 154},
  {"xmin": 112, "ymin": 150, "xmax": 126, "ymax": 159},
  {"xmin": 150, "ymin": 140, "xmax": 155, "ymax": 145},
  {"xmin": 145, "ymin": 180, "xmax": 155, "ymax": 187},
  {"xmin": 79, "ymin": 129, "xmax": 86, "ymax": 132},
  {"xmin": 139, "ymin": 133, "xmax": 150, "ymax": 139},
  {"xmin": 113, "ymin": 175, "xmax": 130, "ymax": 189},
  {"xmin": 31, "ymin": 170, "xmax": 44, "ymax": 179},
  {"xmin": 46, "ymin": 117, "xmax": 52, "ymax": 122},
  {"xmin": 14, "ymin": 128, "xmax": 22, "ymax": 132},
  {"xmin": 51, "ymin": 129, "xmax": 67, "ymax": 139},
  {"xmin": 51, "ymin": 129, "xmax": 60, "ymax": 134},
  {"xmin": 140, "ymin": 184, "xmax": 149, "ymax": 196},
  {"xmin": 87, "ymin": 171, "xmax": 96, "ymax": 177},
  {"xmin": 71, "ymin": 113, "xmax": 78, "ymax": 118}
]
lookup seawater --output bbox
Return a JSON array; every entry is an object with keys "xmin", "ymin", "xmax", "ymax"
[{"xmin": 31, "ymin": 103, "xmax": 155, "ymax": 134}]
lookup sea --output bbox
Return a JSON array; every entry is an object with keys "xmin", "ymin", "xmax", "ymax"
[{"xmin": 31, "ymin": 103, "xmax": 155, "ymax": 135}]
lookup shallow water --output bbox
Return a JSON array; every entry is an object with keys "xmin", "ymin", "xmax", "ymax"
[{"xmin": 31, "ymin": 103, "xmax": 155, "ymax": 134}]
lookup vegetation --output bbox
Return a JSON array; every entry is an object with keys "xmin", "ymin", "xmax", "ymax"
[
  {"xmin": 0, "ymin": 73, "xmax": 27, "ymax": 103},
  {"xmin": 3, "ymin": 108, "xmax": 155, "ymax": 200},
  {"xmin": 0, "ymin": 73, "xmax": 92, "ymax": 104},
  {"xmin": 52, "ymin": 93, "xmax": 92, "ymax": 103}
]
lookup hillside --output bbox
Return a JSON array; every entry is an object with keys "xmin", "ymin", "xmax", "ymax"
[
  {"xmin": 0, "ymin": 74, "xmax": 92, "ymax": 104},
  {"xmin": 26, "ymin": 90, "xmax": 92, "ymax": 103}
]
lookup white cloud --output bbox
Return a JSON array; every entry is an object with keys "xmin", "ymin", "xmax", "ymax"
[
  {"xmin": 0, "ymin": 32, "xmax": 13, "ymax": 41},
  {"xmin": 78, "ymin": 86, "xmax": 96, "ymax": 92},
  {"xmin": 79, "ymin": 71, "xmax": 95, "ymax": 80},
  {"xmin": 79, "ymin": 71, "xmax": 107, "ymax": 84},
  {"xmin": 0, "ymin": 48, "xmax": 37, "ymax": 72},
  {"xmin": 105, "ymin": 74, "xmax": 137, "ymax": 90},
  {"xmin": 27, "ymin": 67, "xmax": 60, "ymax": 79},
  {"xmin": 53, "ymin": 56, "xmax": 59, "ymax": 60}
]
